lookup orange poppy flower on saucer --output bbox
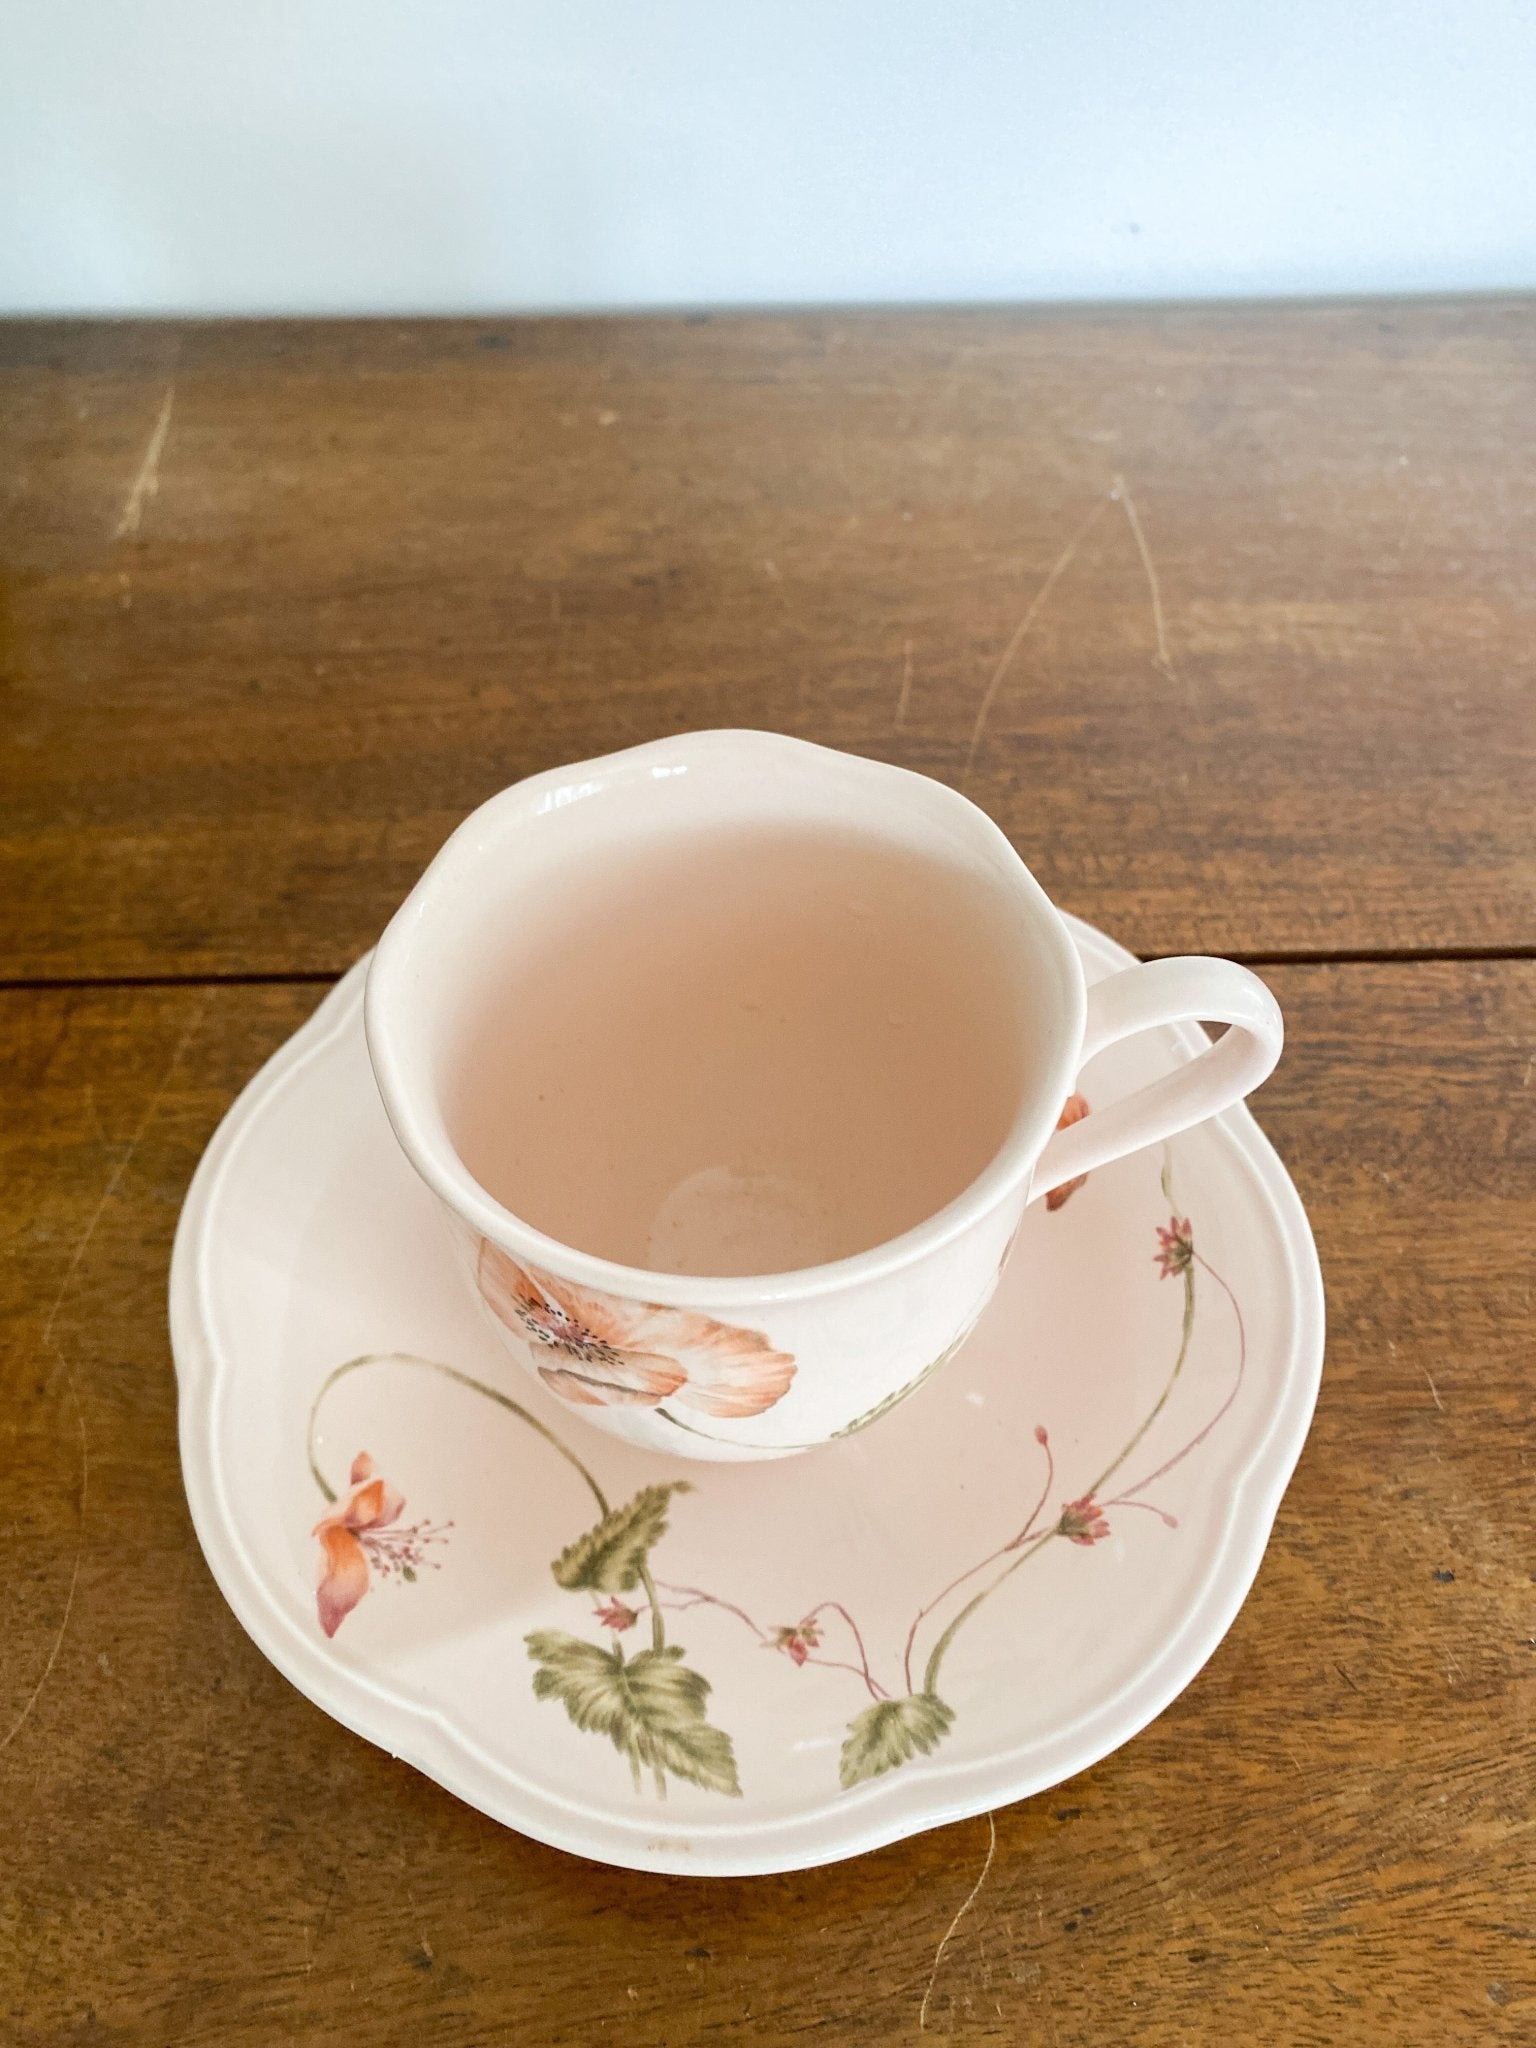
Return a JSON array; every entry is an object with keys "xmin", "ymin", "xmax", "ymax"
[{"xmin": 313, "ymin": 1452, "xmax": 406, "ymax": 1637}]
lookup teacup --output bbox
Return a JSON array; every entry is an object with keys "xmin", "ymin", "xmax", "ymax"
[{"xmin": 366, "ymin": 731, "xmax": 1282, "ymax": 1461}]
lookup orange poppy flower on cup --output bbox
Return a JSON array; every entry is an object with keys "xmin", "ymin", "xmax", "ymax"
[{"xmin": 477, "ymin": 1243, "xmax": 796, "ymax": 1420}]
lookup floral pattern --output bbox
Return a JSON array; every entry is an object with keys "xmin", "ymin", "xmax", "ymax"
[
  {"xmin": 1044, "ymin": 1091, "xmax": 1092, "ymax": 1210},
  {"xmin": 312, "ymin": 1452, "xmax": 448, "ymax": 1638},
  {"xmin": 772, "ymin": 1620, "xmax": 822, "ymax": 1668},
  {"xmin": 594, "ymin": 1597, "xmax": 638, "ymax": 1634},
  {"xmin": 1155, "ymin": 1215, "xmax": 1195, "ymax": 1279},
  {"xmin": 1057, "ymin": 1496, "xmax": 1111, "ymax": 1546},
  {"xmin": 304, "ymin": 1157, "xmax": 1245, "ymax": 1801},
  {"xmin": 476, "ymin": 1242, "xmax": 796, "ymax": 1419}
]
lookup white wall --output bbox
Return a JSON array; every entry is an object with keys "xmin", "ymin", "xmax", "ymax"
[{"xmin": 3, "ymin": 1, "xmax": 1533, "ymax": 315}]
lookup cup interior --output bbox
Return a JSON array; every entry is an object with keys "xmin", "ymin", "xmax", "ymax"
[{"xmin": 368, "ymin": 735, "xmax": 1081, "ymax": 1289}]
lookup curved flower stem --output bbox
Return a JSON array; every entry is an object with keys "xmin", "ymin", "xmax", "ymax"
[
  {"xmin": 919, "ymin": 1154, "xmax": 1203, "ymax": 1700},
  {"xmin": 1081, "ymin": 1258, "xmax": 1196, "ymax": 1505},
  {"xmin": 637, "ymin": 1561, "xmax": 666, "ymax": 1656},
  {"xmin": 801, "ymin": 1600, "xmax": 887, "ymax": 1702},
  {"xmin": 1098, "ymin": 1495, "xmax": 1177, "ymax": 1525},
  {"xmin": 634, "ymin": 1560, "xmax": 670, "ymax": 1796},
  {"xmin": 901, "ymin": 1431, "xmax": 1055, "ymax": 1693},
  {"xmin": 305, "ymin": 1351, "xmax": 609, "ymax": 1516},
  {"xmin": 656, "ymin": 1584, "xmax": 889, "ymax": 1701},
  {"xmin": 801, "ymin": 1654, "xmax": 889, "ymax": 1699},
  {"xmin": 1109, "ymin": 1250, "xmax": 1246, "ymax": 1504},
  {"xmin": 655, "ymin": 1581, "xmax": 767, "ymax": 1638},
  {"xmin": 921, "ymin": 1528, "xmax": 1056, "ymax": 1696},
  {"xmin": 922, "ymin": 1263, "xmax": 1193, "ymax": 1693}
]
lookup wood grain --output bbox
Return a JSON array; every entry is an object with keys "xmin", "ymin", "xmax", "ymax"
[
  {"xmin": 3, "ymin": 301, "xmax": 1535, "ymax": 982},
  {"xmin": 3, "ymin": 962, "xmax": 1531, "ymax": 2046}
]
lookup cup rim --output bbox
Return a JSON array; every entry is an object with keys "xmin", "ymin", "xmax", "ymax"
[{"xmin": 365, "ymin": 731, "xmax": 1086, "ymax": 1308}]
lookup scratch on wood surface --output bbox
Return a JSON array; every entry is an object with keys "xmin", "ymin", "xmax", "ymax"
[
  {"xmin": 40, "ymin": 994, "xmax": 207, "ymax": 1386},
  {"xmin": 919, "ymin": 1811, "xmax": 997, "ymax": 2032},
  {"xmin": 965, "ymin": 492, "xmax": 1111, "ymax": 772},
  {"xmin": 1113, "ymin": 473, "xmax": 1188, "ymax": 707},
  {"xmin": 0, "ymin": 996, "xmax": 206, "ymax": 1759},
  {"xmin": 1423, "ymin": 1366, "xmax": 1446, "ymax": 1413},
  {"xmin": 895, "ymin": 638, "xmax": 914, "ymax": 728},
  {"xmin": 115, "ymin": 383, "xmax": 175, "ymax": 539},
  {"xmin": 80, "ymin": 1082, "xmax": 109, "ymax": 1146},
  {"xmin": 0, "ymin": 1376, "xmax": 87, "ymax": 1760}
]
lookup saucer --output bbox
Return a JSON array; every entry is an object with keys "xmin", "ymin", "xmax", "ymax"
[{"xmin": 171, "ymin": 915, "xmax": 1323, "ymax": 1877}]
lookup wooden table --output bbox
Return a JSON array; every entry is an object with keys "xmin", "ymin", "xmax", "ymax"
[{"xmin": 3, "ymin": 304, "xmax": 1532, "ymax": 2046}]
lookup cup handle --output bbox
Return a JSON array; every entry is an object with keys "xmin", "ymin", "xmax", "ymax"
[{"xmin": 1029, "ymin": 956, "xmax": 1283, "ymax": 1201}]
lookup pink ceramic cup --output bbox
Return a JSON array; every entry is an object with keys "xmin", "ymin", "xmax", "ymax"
[{"xmin": 366, "ymin": 732, "xmax": 1283, "ymax": 1462}]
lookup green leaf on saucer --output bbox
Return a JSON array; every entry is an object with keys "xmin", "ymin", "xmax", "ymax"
[
  {"xmin": 839, "ymin": 1692, "xmax": 954, "ymax": 1788},
  {"xmin": 526, "ymin": 1630, "xmax": 741, "ymax": 1797},
  {"xmin": 550, "ymin": 1482, "xmax": 693, "ymax": 1593}
]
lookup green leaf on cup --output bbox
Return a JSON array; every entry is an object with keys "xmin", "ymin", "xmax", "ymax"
[{"xmin": 830, "ymin": 1330, "xmax": 971, "ymax": 1440}]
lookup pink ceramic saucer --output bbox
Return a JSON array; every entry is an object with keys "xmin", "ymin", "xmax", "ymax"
[{"xmin": 170, "ymin": 914, "xmax": 1323, "ymax": 1877}]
